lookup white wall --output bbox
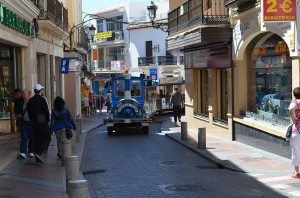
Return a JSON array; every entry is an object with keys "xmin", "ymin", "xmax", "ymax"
[{"xmin": 128, "ymin": 27, "xmax": 168, "ymax": 68}]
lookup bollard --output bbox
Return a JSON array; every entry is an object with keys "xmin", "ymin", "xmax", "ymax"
[
  {"xmin": 75, "ymin": 122, "xmax": 80, "ymax": 142},
  {"xmin": 198, "ymin": 127, "xmax": 206, "ymax": 149},
  {"xmin": 65, "ymin": 156, "xmax": 80, "ymax": 193},
  {"xmin": 76, "ymin": 119, "xmax": 82, "ymax": 135},
  {"xmin": 68, "ymin": 180, "xmax": 88, "ymax": 198},
  {"xmin": 181, "ymin": 121, "xmax": 188, "ymax": 140},
  {"xmin": 71, "ymin": 130, "xmax": 77, "ymax": 153},
  {"xmin": 62, "ymin": 139, "xmax": 72, "ymax": 167}
]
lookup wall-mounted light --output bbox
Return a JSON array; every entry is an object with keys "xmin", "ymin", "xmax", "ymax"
[
  {"xmin": 88, "ymin": 25, "xmax": 96, "ymax": 42},
  {"xmin": 147, "ymin": 1, "xmax": 168, "ymax": 32},
  {"xmin": 153, "ymin": 44, "xmax": 159, "ymax": 52}
]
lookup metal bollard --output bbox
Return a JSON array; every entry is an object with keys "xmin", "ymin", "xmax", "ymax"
[
  {"xmin": 62, "ymin": 139, "xmax": 72, "ymax": 167},
  {"xmin": 71, "ymin": 130, "xmax": 77, "ymax": 153},
  {"xmin": 68, "ymin": 180, "xmax": 88, "ymax": 198},
  {"xmin": 76, "ymin": 119, "xmax": 82, "ymax": 135},
  {"xmin": 181, "ymin": 121, "xmax": 188, "ymax": 140},
  {"xmin": 198, "ymin": 127, "xmax": 206, "ymax": 149},
  {"xmin": 75, "ymin": 122, "xmax": 80, "ymax": 142},
  {"xmin": 65, "ymin": 156, "xmax": 80, "ymax": 193}
]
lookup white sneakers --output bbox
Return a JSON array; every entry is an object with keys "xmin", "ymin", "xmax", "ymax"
[
  {"xmin": 28, "ymin": 153, "xmax": 35, "ymax": 158},
  {"xmin": 18, "ymin": 153, "xmax": 27, "ymax": 159}
]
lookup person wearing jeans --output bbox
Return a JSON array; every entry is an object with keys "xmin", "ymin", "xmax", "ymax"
[
  {"xmin": 50, "ymin": 96, "xmax": 76, "ymax": 158},
  {"xmin": 18, "ymin": 89, "xmax": 35, "ymax": 159}
]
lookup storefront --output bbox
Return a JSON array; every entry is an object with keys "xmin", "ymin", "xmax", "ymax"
[
  {"xmin": 0, "ymin": 44, "xmax": 22, "ymax": 134},
  {"xmin": 182, "ymin": 41, "xmax": 233, "ymax": 140},
  {"xmin": 231, "ymin": 3, "xmax": 298, "ymax": 158}
]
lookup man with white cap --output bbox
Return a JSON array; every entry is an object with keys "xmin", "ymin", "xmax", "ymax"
[{"xmin": 27, "ymin": 84, "xmax": 51, "ymax": 164}]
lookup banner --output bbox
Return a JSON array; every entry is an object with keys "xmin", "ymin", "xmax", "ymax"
[
  {"xmin": 94, "ymin": 31, "xmax": 112, "ymax": 39},
  {"xmin": 263, "ymin": 0, "xmax": 296, "ymax": 22},
  {"xmin": 60, "ymin": 58, "xmax": 70, "ymax": 74}
]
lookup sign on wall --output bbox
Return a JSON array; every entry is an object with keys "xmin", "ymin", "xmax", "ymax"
[
  {"xmin": 149, "ymin": 68, "xmax": 158, "ymax": 80},
  {"xmin": 111, "ymin": 60, "xmax": 126, "ymax": 71},
  {"xmin": 60, "ymin": 58, "xmax": 70, "ymax": 74},
  {"xmin": 263, "ymin": 0, "xmax": 296, "ymax": 22},
  {"xmin": 94, "ymin": 31, "xmax": 113, "ymax": 39}
]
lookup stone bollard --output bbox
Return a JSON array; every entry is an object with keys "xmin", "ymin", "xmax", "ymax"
[
  {"xmin": 181, "ymin": 121, "xmax": 188, "ymax": 140},
  {"xmin": 198, "ymin": 127, "xmax": 206, "ymax": 149},
  {"xmin": 62, "ymin": 139, "xmax": 72, "ymax": 167},
  {"xmin": 65, "ymin": 156, "xmax": 80, "ymax": 193},
  {"xmin": 68, "ymin": 180, "xmax": 88, "ymax": 198},
  {"xmin": 76, "ymin": 119, "xmax": 82, "ymax": 135},
  {"xmin": 71, "ymin": 130, "xmax": 77, "ymax": 153}
]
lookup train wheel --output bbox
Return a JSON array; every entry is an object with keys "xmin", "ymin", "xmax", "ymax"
[
  {"xmin": 107, "ymin": 127, "xmax": 114, "ymax": 135},
  {"xmin": 143, "ymin": 126, "xmax": 149, "ymax": 135}
]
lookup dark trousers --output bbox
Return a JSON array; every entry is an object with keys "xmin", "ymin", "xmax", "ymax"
[
  {"xmin": 32, "ymin": 123, "xmax": 51, "ymax": 155},
  {"xmin": 173, "ymin": 105, "xmax": 181, "ymax": 122},
  {"xmin": 20, "ymin": 122, "xmax": 34, "ymax": 154}
]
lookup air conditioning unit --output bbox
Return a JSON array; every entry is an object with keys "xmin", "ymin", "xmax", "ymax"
[
  {"xmin": 115, "ymin": 31, "xmax": 123, "ymax": 40},
  {"xmin": 120, "ymin": 48, "xmax": 128, "ymax": 55}
]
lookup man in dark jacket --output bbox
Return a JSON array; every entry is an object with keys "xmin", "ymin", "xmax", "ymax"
[{"xmin": 27, "ymin": 84, "xmax": 50, "ymax": 164}]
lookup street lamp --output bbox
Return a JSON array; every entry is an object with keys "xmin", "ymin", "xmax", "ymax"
[
  {"xmin": 147, "ymin": 1, "xmax": 168, "ymax": 32},
  {"xmin": 89, "ymin": 24, "xmax": 96, "ymax": 42}
]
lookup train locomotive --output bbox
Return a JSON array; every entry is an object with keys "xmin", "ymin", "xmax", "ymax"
[{"xmin": 104, "ymin": 70, "xmax": 152, "ymax": 135}]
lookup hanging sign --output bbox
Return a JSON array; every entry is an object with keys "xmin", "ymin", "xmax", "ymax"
[
  {"xmin": 60, "ymin": 58, "xmax": 70, "ymax": 74},
  {"xmin": 94, "ymin": 31, "xmax": 112, "ymax": 39},
  {"xmin": 263, "ymin": 0, "xmax": 296, "ymax": 22}
]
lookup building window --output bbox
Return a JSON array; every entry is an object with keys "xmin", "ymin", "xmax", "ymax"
[
  {"xmin": 106, "ymin": 46, "xmax": 125, "ymax": 69},
  {"xmin": 106, "ymin": 15, "xmax": 123, "ymax": 32},
  {"xmin": 195, "ymin": 69, "xmax": 209, "ymax": 117},
  {"xmin": 98, "ymin": 48, "xmax": 104, "ymax": 69},
  {"xmin": 97, "ymin": 19, "xmax": 103, "ymax": 32},
  {"xmin": 245, "ymin": 34, "xmax": 292, "ymax": 125},
  {"xmin": 213, "ymin": 69, "xmax": 228, "ymax": 124}
]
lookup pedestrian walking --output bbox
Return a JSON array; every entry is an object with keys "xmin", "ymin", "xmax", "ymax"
[
  {"xmin": 27, "ymin": 84, "xmax": 51, "ymax": 164},
  {"xmin": 50, "ymin": 96, "xmax": 76, "ymax": 159},
  {"xmin": 289, "ymin": 87, "xmax": 300, "ymax": 178},
  {"xmin": 106, "ymin": 90, "xmax": 112, "ymax": 118},
  {"xmin": 170, "ymin": 87, "xmax": 184, "ymax": 123},
  {"xmin": 17, "ymin": 89, "xmax": 35, "ymax": 159},
  {"xmin": 100, "ymin": 93, "xmax": 105, "ymax": 111}
]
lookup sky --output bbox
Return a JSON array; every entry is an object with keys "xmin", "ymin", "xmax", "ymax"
[{"xmin": 82, "ymin": 0, "xmax": 151, "ymax": 14}]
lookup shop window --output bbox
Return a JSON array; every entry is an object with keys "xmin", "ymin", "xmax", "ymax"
[
  {"xmin": 213, "ymin": 69, "xmax": 228, "ymax": 125},
  {"xmin": 194, "ymin": 70, "xmax": 209, "ymax": 117},
  {"xmin": 98, "ymin": 48, "xmax": 104, "ymax": 69},
  {"xmin": 245, "ymin": 34, "xmax": 292, "ymax": 125},
  {"xmin": 106, "ymin": 46, "xmax": 125, "ymax": 69}
]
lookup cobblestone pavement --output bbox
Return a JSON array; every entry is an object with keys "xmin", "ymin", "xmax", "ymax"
[{"xmin": 81, "ymin": 119, "xmax": 287, "ymax": 198}]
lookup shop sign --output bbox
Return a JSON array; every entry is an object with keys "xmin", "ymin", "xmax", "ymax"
[
  {"xmin": 0, "ymin": 3, "xmax": 32, "ymax": 36},
  {"xmin": 60, "ymin": 58, "xmax": 70, "ymax": 74},
  {"xmin": 149, "ymin": 68, "xmax": 158, "ymax": 80},
  {"xmin": 253, "ymin": 48, "xmax": 267, "ymax": 56},
  {"xmin": 263, "ymin": 0, "xmax": 296, "ymax": 22},
  {"xmin": 274, "ymin": 43, "xmax": 289, "ymax": 54},
  {"xmin": 111, "ymin": 60, "xmax": 126, "ymax": 71},
  {"xmin": 95, "ymin": 31, "xmax": 112, "ymax": 39}
]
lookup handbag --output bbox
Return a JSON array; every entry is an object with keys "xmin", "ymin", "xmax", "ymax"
[
  {"xmin": 65, "ymin": 127, "xmax": 73, "ymax": 139},
  {"xmin": 285, "ymin": 124, "xmax": 293, "ymax": 141}
]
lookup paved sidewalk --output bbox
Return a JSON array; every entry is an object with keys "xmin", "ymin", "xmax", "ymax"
[
  {"xmin": 161, "ymin": 116, "xmax": 300, "ymax": 198},
  {"xmin": 0, "ymin": 112, "xmax": 105, "ymax": 198}
]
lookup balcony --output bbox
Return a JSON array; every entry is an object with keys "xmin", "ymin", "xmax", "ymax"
[
  {"xmin": 138, "ymin": 56, "xmax": 184, "ymax": 66},
  {"xmin": 74, "ymin": 27, "xmax": 89, "ymax": 52},
  {"xmin": 168, "ymin": 0, "xmax": 229, "ymax": 35},
  {"xmin": 31, "ymin": 0, "xmax": 68, "ymax": 32}
]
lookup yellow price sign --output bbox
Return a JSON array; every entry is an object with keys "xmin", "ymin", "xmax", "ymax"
[{"xmin": 263, "ymin": 0, "xmax": 296, "ymax": 22}]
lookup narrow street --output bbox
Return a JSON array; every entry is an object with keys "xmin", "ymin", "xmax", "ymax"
[{"xmin": 81, "ymin": 118, "xmax": 285, "ymax": 198}]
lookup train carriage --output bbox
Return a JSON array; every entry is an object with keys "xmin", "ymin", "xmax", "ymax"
[{"xmin": 104, "ymin": 71, "xmax": 152, "ymax": 135}]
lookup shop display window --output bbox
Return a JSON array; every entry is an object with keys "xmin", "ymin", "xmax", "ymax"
[
  {"xmin": 195, "ymin": 69, "xmax": 209, "ymax": 117},
  {"xmin": 246, "ymin": 34, "xmax": 292, "ymax": 125}
]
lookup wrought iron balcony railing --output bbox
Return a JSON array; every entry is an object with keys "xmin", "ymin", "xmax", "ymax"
[
  {"xmin": 168, "ymin": 0, "xmax": 229, "ymax": 35},
  {"xmin": 138, "ymin": 56, "xmax": 184, "ymax": 66},
  {"xmin": 75, "ymin": 27, "xmax": 89, "ymax": 51},
  {"xmin": 31, "ymin": 0, "xmax": 68, "ymax": 32}
]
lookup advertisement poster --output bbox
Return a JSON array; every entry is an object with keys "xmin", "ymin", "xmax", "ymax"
[{"xmin": 263, "ymin": 0, "xmax": 296, "ymax": 22}]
